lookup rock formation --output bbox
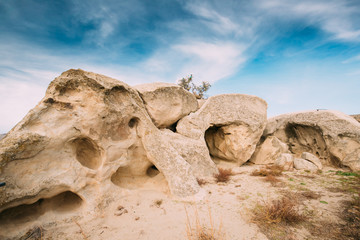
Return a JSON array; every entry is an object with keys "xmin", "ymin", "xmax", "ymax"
[
  {"xmin": 258, "ymin": 110, "xmax": 360, "ymax": 171},
  {"xmin": 0, "ymin": 70, "xmax": 221, "ymax": 231},
  {"xmin": 1, "ymin": 69, "xmax": 360, "ymax": 239},
  {"xmin": 250, "ymin": 136, "xmax": 289, "ymax": 165},
  {"xmin": 134, "ymin": 82, "xmax": 198, "ymax": 128},
  {"xmin": 178, "ymin": 94, "xmax": 267, "ymax": 165}
]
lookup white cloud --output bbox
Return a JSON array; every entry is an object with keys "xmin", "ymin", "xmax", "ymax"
[
  {"xmin": 173, "ymin": 41, "xmax": 247, "ymax": 83},
  {"xmin": 0, "ymin": 80, "xmax": 46, "ymax": 132},
  {"xmin": 259, "ymin": 0, "xmax": 360, "ymax": 41},
  {"xmin": 342, "ymin": 53, "xmax": 360, "ymax": 64}
]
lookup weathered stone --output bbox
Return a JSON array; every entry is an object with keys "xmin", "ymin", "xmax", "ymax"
[
  {"xmin": 301, "ymin": 152, "xmax": 322, "ymax": 170},
  {"xmin": 351, "ymin": 114, "xmax": 360, "ymax": 123},
  {"xmin": 135, "ymin": 82, "xmax": 198, "ymax": 128},
  {"xmin": 274, "ymin": 153, "xmax": 294, "ymax": 171},
  {"xmin": 177, "ymin": 94, "xmax": 267, "ymax": 165},
  {"xmin": 0, "ymin": 134, "xmax": 5, "ymax": 141},
  {"xmin": 197, "ymin": 99, "xmax": 206, "ymax": 109},
  {"xmin": 0, "ymin": 69, "xmax": 212, "ymax": 221},
  {"xmin": 263, "ymin": 110, "xmax": 360, "ymax": 171},
  {"xmin": 250, "ymin": 136, "xmax": 289, "ymax": 165},
  {"xmin": 294, "ymin": 158, "xmax": 318, "ymax": 171},
  {"xmin": 160, "ymin": 129, "xmax": 218, "ymax": 178}
]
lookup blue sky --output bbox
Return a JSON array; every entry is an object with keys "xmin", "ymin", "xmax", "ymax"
[{"xmin": 1, "ymin": 0, "xmax": 360, "ymax": 132}]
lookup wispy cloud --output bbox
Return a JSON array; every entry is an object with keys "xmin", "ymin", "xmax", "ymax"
[
  {"xmin": 173, "ymin": 41, "xmax": 247, "ymax": 83},
  {"xmin": 259, "ymin": 0, "xmax": 360, "ymax": 41}
]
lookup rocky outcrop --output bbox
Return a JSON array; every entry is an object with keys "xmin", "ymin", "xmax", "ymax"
[
  {"xmin": 250, "ymin": 136, "xmax": 289, "ymax": 165},
  {"xmin": 135, "ymin": 82, "xmax": 198, "ymax": 128},
  {"xmin": 262, "ymin": 110, "xmax": 360, "ymax": 171},
  {"xmin": 177, "ymin": 94, "xmax": 267, "ymax": 165},
  {"xmin": 0, "ymin": 69, "xmax": 221, "ymax": 224},
  {"xmin": 294, "ymin": 158, "xmax": 318, "ymax": 171},
  {"xmin": 351, "ymin": 114, "xmax": 360, "ymax": 123},
  {"xmin": 301, "ymin": 152, "xmax": 322, "ymax": 169},
  {"xmin": 274, "ymin": 153, "xmax": 294, "ymax": 171},
  {"xmin": 0, "ymin": 134, "xmax": 5, "ymax": 141}
]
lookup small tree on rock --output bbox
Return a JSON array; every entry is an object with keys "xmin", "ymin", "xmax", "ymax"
[{"xmin": 177, "ymin": 74, "xmax": 211, "ymax": 99}]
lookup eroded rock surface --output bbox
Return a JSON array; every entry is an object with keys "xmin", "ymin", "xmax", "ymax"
[
  {"xmin": 262, "ymin": 110, "xmax": 360, "ymax": 171},
  {"xmin": 250, "ymin": 136, "xmax": 289, "ymax": 165},
  {"xmin": 177, "ymin": 94, "xmax": 267, "ymax": 165},
  {"xmin": 135, "ymin": 82, "xmax": 198, "ymax": 128},
  {"xmin": 0, "ymin": 69, "xmax": 218, "ymax": 238},
  {"xmin": 274, "ymin": 153, "xmax": 294, "ymax": 171}
]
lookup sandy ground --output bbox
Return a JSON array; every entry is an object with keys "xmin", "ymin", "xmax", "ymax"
[{"xmin": 0, "ymin": 164, "xmax": 358, "ymax": 240}]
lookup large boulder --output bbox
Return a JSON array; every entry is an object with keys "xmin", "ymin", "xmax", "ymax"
[
  {"xmin": 301, "ymin": 152, "xmax": 322, "ymax": 169},
  {"xmin": 250, "ymin": 136, "xmax": 289, "ymax": 165},
  {"xmin": 134, "ymin": 82, "xmax": 198, "ymax": 128},
  {"xmin": 0, "ymin": 69, "xmax": 220, "ymax": 231},
  {"xmin": 263, "ymin": 110, "xmax": 360, "ymax": 171},
  {"xmin": 177, "ymin": 94, "xmax": 267, "ymax": 165},
  {"xmin": 294, "ymin": 158, "xmax": 318, "ymax": 171},
  {"xmin": 274, "ymin": 153, "xmax": 294, "ymax": 171}
]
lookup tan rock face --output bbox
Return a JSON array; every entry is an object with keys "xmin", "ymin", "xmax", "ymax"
[
  {"xmin": 274, "ymin": 153, "xmax": 294, "ymax": 171},
  {"xmin": 135, "ymin": 82, "xmax": 198, "ymax": 128},
  {"xmin": 177, "ymin": 94, "xmax": 267, "ymax": 165},
  {"xmin": 263, "ymin": 110, "xmax": 360, "ymax": 171},
  {"xmin": 294, "ymin": 158, "xmax": 318, "ymax": 171},
  {"xmin": 301, "ymin": 152, "xmax": 322, "ymax": 170},
  {"xmin": 250, "ymin": 136, "xmax": 289, "ymax": 165},
  {"xmin": 0, "ymin": 69, "xmax": 215, "ymax": 225}
]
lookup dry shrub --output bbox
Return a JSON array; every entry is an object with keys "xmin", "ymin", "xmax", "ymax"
[
  {"xmin": 253, "ymin": 196, "xmax": 305, "ymax": 225},
  {"xmin": 251, "ymin": 165, "xmax": 283, "ymax": 177},
  {"xmin": 301, "ymin": 190, "xmax": 321, "ymax": 200},
  {"xmin": 340, "ymin": 193, "xmax": 360, "ymax": 239},
  {"xmin": 263, "ymin": 175, "xmax": 283, "ymax": 187},
  {"xmin": 185, "ymin": 205, "xmax": 225, "ymax": 240},
  {"xmin": 214, "ymin": 168, "xmax": 233, "ymax": 183},
  {"xmin": 197, "ymin": 178, "xmax": 207, "ymax": 186}
]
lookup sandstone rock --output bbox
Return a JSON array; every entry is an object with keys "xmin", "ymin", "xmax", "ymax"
[
  {"xmin": 135, "ymin": 82, "xmax": 198, "ymax": 128},
  {"xmin": 263, "ymin": 110, "xmax": 360, "ymax": 171},
  {"xmin": 351, "ymin": 114, "xmax": 360, "ymax": 123},
  {"xmin": 197, "ymin": 99, "xmax": 207, "ymax": 109},
  {"xmin": 0, "ymin": 69, "xmax": 216, "ymax": 223},
  {"xmin": 301, "ymin": 152, "xmax": 322, "ymax": 169},
  {"xmin": 250, "ymin": 136, "xmax": 289, "ymax": 165},
  {"xmin": 177, "ymin": 94, "xmax": 267, "ymax": 165},
  {"xmin": 294, "ymin": 158, "xmax": 318, "ymax": 171},
  {"xmin": 161, "ymin": 129, "xmax": 218, "ymax": 178},
  {"xmin": 274, "ymin": 153, "xmax": 294, "ymax": 171},
  {"xmin": 0, "ymin": 134, "xmax": 5, "ymax": 141}
]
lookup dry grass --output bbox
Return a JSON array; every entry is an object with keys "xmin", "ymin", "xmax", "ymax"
[
  {"xmin": 340, "ymin": 193, "xmax": 360, "ymax": 239},
  {"xmin": 301, "ymin": 190, "xmax": 321, "ymax": 200},
  {"xmin": 197, "ymin": 178, "xmax": 208, "ymax": 186},
  {"xmin": 251, "ymin": 165, "xmax": 283, "ymax": 177},
  {"xmin": 185, "ymin": 205, "xmax": 225, "ymax": 240},
  {"xmin": 154, "ymin": 199, "xmax": 163, "ymax": 208},
  {"xmin": 263, "ymin": 175, "xmax": 283, "ymax": 187},
  {"xmin": 214, "ymin": 168, "xmax": 233, "ymax": 183},
  {"xmin": 253, "ymin": 196, "xmax": 305, "ymax": 225}
]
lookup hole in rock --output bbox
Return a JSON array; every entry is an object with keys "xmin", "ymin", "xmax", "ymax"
[
  {"xmin": 204, "ymin": 125, "xmax": 223, "ymax": 158},
  {"xmin": 111, "ymin": 164, "xmax": 162, "ymax": 190},
  {"xmin": 284, "ymin": 124, "xmax": 328, "ymax": 160},
  {"xmin": 72, "ymin": 137, "xmax": 102, "ymax": 170},
  {"xmin": 168, "ymin": 120, "xmax": 179, "ymax": 132},
  {"xmin": 0, "ymin": 191, "xmax": 83, "ymax": 225},
  {"xmin": 146, "ymin": 165, "xmax": 160, "ymax": 177},
  {"xmin": 128, "ymin": 117, "xmax": 139, "ymax": 128}
]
